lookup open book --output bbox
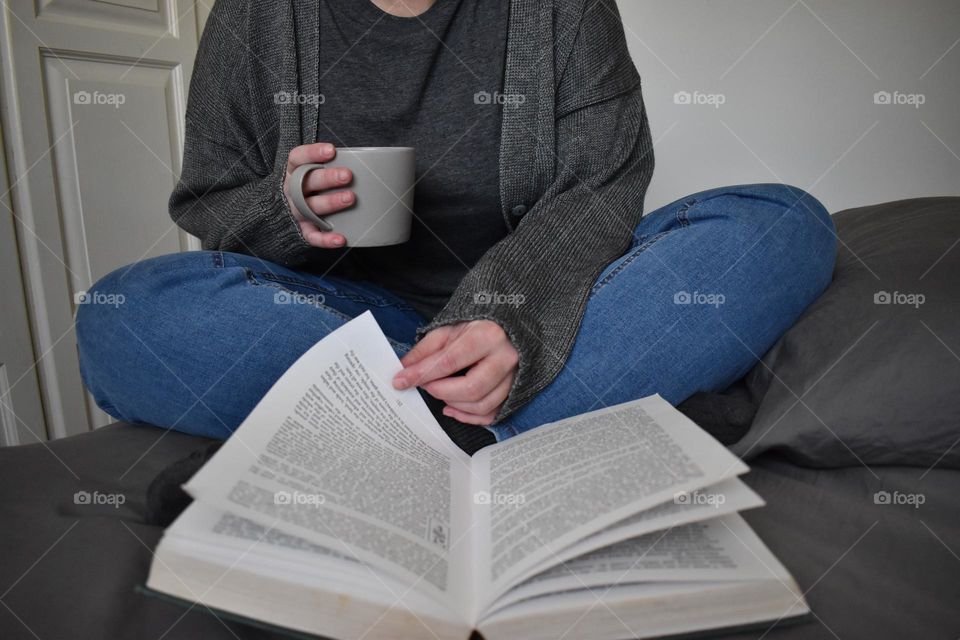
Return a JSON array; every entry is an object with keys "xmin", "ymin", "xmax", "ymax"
[{"xmin": 145, "ymin": 312, "xmax": 809, "ymax": 640}]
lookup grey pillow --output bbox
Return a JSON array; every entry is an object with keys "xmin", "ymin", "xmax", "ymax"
[{"xmin": 732, "ymin": 197, "xmax": 960, "ymax": 469}]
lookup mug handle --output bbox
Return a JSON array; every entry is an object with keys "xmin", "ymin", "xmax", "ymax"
[{"xmin": 289, "ymin": 163, "xmax": 335, "ymax": 231}]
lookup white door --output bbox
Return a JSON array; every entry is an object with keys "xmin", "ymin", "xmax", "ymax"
[
  {"xmin": 0, "ymin": 0, "xmax": 202, "ymax": 440},
  {"xmin": 0, "ymin": 121, "xmax": 46, "ymax": 447}
]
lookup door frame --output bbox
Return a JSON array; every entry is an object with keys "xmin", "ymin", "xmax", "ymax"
[{"xmin": 0, "ymin": 116, "xmax": 47, "ymax": 446}]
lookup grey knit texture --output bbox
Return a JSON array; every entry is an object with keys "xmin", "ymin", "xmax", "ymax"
[{"xmin": 170, "ymin": 0, "xmax": 654, "ymax": 423}]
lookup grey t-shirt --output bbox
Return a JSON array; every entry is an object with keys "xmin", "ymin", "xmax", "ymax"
[{"xmin": 313, "ymin": 0, "xmax": 510, "ymax": 319}]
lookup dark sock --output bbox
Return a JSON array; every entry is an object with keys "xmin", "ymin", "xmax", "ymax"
[
  {"xmin": 676, "ymin": 381, "xmax": 757, "ymax": 445},
  {"xmin": 145, "ymin": 441, "xmax": 223, "ymax": 527}
]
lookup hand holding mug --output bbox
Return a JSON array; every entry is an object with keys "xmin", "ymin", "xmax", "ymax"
[
  {"xmin": 287, "ymin": 145, "xmax": 415, "ymax": 248},
  {"xmin": 283, "ymin": 142, "xmax": 355, "ymax": 249}
]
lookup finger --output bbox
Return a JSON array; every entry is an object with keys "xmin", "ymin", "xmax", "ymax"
[
  {"xmin": 422, "ymin": 357, "xmax": 512, "ymax": 403},
  {"xmin": 399, "ymin": 327, "xmax": 452, "ymax": 369},
  {"xmin": 394, "ymin": 333, "xmax": 455, "ymax": 389},
  {"xmin": 396, "ymin": 332, "xmax": 488, "ymax": 389},
  {"xmin": 442, "ymin": 375, "xmax": 512, "ymax": 416},
  {"xmin": 302, "ymin": 167, "xmax": 353, "ymax": 194},
  {"xmin": 303, "ymin": 189, "xmax": 356, "ymax": 216},
  {"xmin": 299, "ymin": 220, "xmax": 346, "ymax": 248},
  {"xmin": 442, "ymin": 405, "xmax": 496, "ymax": 426},
  {"xmin": 287, "ymin": 142, "xmax": 336, "ymax": 174}
]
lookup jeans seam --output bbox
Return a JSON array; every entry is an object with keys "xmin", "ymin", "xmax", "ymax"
[
  {"xmin": 254, "ymin": 271, "xmax": 415, "ymax": 312},
  {"xmin": 592, "ymin": 230, "xmax": 673, "ymax": 295},
  {"xmin": 213, "ymin": 251, "xmax": 416, "ymax": 312},
  {"xmin": 247, "ymin": 277, "xmax": 354, "ymax": 322},
  {"xmin": 685, "ymin": 189, "xmax": 809, "ymax": 213},
  {"xmin": 248, "ymin": 277, "xmax": 413, "ymax": 353},
  {"xmin": 253, "ymin": 271, "xmax": 335, "ymax": 293}
]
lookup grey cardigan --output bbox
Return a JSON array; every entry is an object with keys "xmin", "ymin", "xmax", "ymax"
[{"xmin": 170, "ymin": 0, "xmax": 655, "ymax": 422}]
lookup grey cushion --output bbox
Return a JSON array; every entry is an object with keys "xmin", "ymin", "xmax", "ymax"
[
  {"xmin": 732, "ymin": 197, "xmax": 960, "ymax": 468},
  {"xmin": 0, "ymin": 424, "xmax": 276, "ymax": 639}
]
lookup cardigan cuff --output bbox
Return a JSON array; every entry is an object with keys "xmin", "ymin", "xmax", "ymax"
[{"xmin": 231, "ymin": 168, "xmax": 316, "ymax": 267}]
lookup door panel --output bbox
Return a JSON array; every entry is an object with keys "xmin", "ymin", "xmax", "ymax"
[
  {"xmin": 39, "ymin": 0, "xmax": 170, "ymax": 31},
  {"xmin": 44, "ymin": 55, "xmax": 185, "ymax": 297},
  {"xmin": 0, "ymin": 0, "xmax": 200, "ymax": 438}
]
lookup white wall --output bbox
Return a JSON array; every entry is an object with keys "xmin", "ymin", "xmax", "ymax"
[{"xmin": 617, "ymin": 0, "xmax": 960, "ymax": 213}]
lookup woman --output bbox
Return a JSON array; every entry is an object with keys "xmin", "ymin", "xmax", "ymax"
[{"xmin": 76, "ymin": 0, "xmax": 836, "ymax": 450}]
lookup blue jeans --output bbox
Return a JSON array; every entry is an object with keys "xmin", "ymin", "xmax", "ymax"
[{"xmin": 76, "ymin": 184, "xmax": 836, "ymax": 443}]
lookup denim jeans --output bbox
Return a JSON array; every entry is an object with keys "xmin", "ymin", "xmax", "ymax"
[{"xmin": 76, "ymin": 183, "xmax": 836, "ymax": 443}]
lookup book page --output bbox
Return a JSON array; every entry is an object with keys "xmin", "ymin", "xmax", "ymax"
[
  {"xmin": 513, "ymin": 477, "xmax": 764, "ymax": 584},
  {"xmin": 472, "ymin": 395, "xmax": 749, "ymax": 606},
  {"xmin": 153, "ymin": 501, "xmax": 464, "ymax": 630},
  {"xmin": 166, "ymin": 501, "xmax": 359, "ymax": 572},
  {"xmin": 184, "ymin": 312, "xmax": 474, "ymax": 613},
  {"xmin": 487, "ymin": 514, "xmax": 778, "ymax": 614}
]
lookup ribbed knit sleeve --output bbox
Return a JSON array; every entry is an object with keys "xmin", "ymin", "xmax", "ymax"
[
  {"xmin": 169, "ymin": 0, "xmax": 316, "ymax": 267},
  {"xmin": 420, "ymin": 0, "xmax": 655, "ymax": 422}
]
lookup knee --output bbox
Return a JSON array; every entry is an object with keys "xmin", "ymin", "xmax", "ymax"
[
  {"xmin": 722, "ymin": 183, "xmax": 826, "ymax": 223},
  {"xmin": 75, "ymin": 252, "xmax": 216, "ymax": 406},
  {"xmin": 770, "ymin": 184, "xmax": 835, "ymax": 280},
  {"xmin": 755, "ymin": 183, "xmax": 831, "ymax": 228},
  {"xmin": 75, "ymin": 260, "xmax": 147, "ymax": 419},
  {"xmin": 727, "ymin": 183, "xmax": 836, "ymax": 272},
  {"xmin": 77, "ymin": 252, "xmax": 208, "ymax": 348},
  {"xmin": 747, "ymin": 185, "xmax": 839, "ymax": 302},
  {"xmin": 75, "ymin": 262, "xmax": 141, "ymax": 363}
]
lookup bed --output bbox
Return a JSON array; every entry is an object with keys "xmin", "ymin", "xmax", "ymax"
[{"xmin": 1, "ymin": 197, "xmax": 958, "ymax": 639}]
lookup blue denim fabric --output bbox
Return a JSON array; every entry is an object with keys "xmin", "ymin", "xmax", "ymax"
[
  {"xmin": 77, "ymin": 184, "xmax": 836, "ymax": 442},
  {"xmin": 76, "ymin": 251, "xmax": 424, "ymax": 439}
]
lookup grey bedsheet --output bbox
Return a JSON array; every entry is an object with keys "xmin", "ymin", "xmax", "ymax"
[
  {"xmin": 1, "ymin": 423, "xmax": 958, "ymax": 639},
  {"xmin": 736, "ymin": 456, "xmax": 959, "ymax": 638}
]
